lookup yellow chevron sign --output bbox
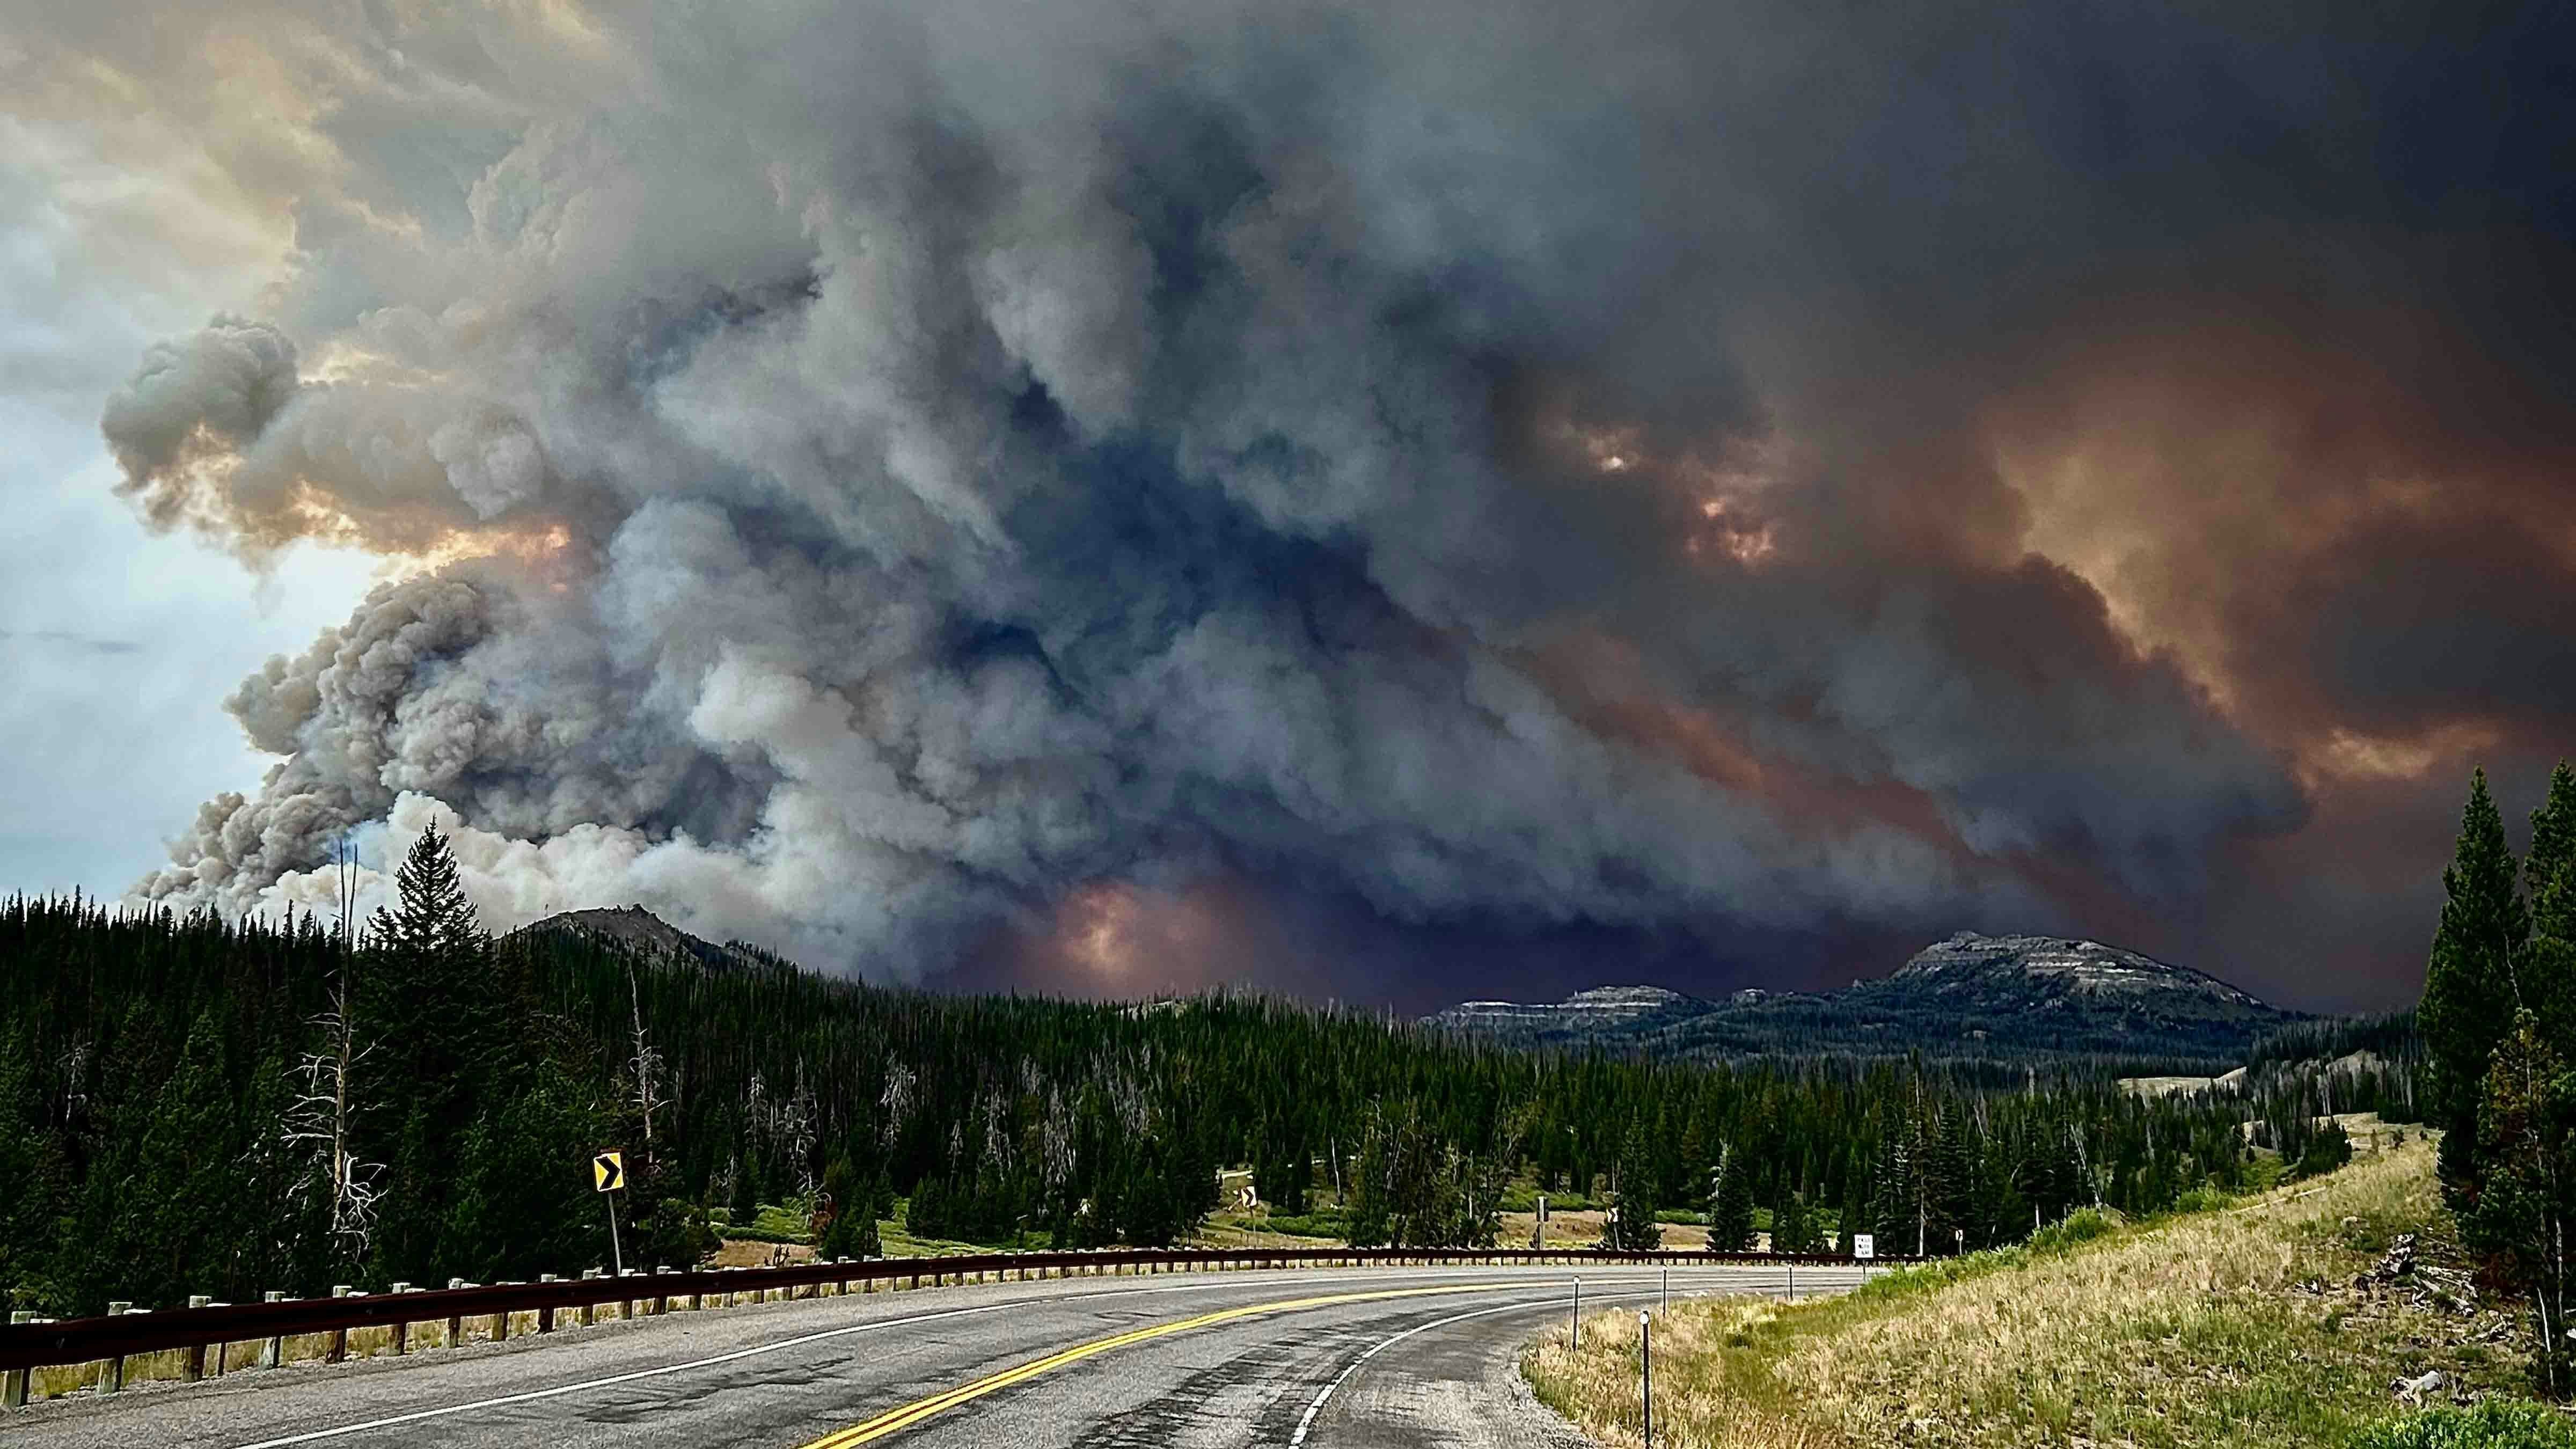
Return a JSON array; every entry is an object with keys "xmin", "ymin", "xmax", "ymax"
[{"xmin": 592, "ymin": 1151, "xmax": 624, "ymax": 1192}]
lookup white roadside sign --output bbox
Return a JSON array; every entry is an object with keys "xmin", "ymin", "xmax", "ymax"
[{"xmin": 1851, "ymin": 1233, "xmax": 1874, "ymax": 1259}]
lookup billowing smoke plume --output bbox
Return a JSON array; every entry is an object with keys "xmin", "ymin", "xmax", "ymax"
[{"xmin": 84, "ymin": 0, "xmax": 2574, "ymax": 991}]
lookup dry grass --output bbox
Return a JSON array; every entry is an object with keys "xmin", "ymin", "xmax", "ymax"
[
  {"xmin": 1526, "ymin": 1140, "xmax": 2531, "ymax": 1449},
  {"xmin": 1499, "ymin": 1210, "xmax": 1717, "ymax": 1252}
]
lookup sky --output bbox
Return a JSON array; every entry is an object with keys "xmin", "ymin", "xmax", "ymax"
[{"xmin": 2, "ymin": 0, "xmax": 2570, "ymax": 1015}]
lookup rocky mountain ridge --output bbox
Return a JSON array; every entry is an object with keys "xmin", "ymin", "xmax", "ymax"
[
  {"xmin": 508, "ymin": 904, "xmax": 772, "ymax": 972},
  {"xmin": 1426, "ymin": 931, "xmax": 2305, "ymax": 1065}
]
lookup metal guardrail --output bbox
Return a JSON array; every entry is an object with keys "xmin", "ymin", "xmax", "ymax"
[{"xmin": 0, "ymin": 1244, "xmax": 1900, "ymax": 1401}]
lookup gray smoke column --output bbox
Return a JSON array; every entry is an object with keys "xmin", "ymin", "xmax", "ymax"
[{"xmin": 104, "ymin": 0, "xmax": 2513, "ymax": 984}]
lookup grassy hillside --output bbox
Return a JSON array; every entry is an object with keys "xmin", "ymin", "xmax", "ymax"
[{"xmin": 1526, "ymin": 1137, "xmax": 2560, "ymax": 1448}]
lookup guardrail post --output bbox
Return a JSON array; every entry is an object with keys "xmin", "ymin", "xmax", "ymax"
[
  {"xmin": 5, "ymin": 1309, "xmax": 32, "ymax": 1407},
  {"xmin": 495, "ymin": 1284, "xmax": 517, "ymax": 1341},
  {"xmin": 260, "ymin": 1291, "xmax": 286, "ymax": 1367},
  {"xmin": 538, "ymin": 1276, "xmax": 559, "ymax": 1333},
  {"xmin": 99, "ymin": 1301, "xmax": 131, "ymax": 1394},
  {"xmin": 327, "ymin": 1286, "xmax": 353, "ymax": 1363},
  {"xmin": 581, "ymin": 1269, "xmax": 604, "ymax": 1325},
  {"xmin": 185, "ymin": 1296, "xmax": 213, "ymax": 1380},
  {"xmin": 618, "ymin": 1269, "xmax": 636, "ymax": 1321},
  {"xmin": 390, "ymin": 1284, "xmax": 412, "ymax": 1354},
  {"xmin": 656, "ymin": 1267, "xmax": 673, "ymax": 1314},
  {"xmin": 447, "ymin": 1279, "xmax": 468, "ymax": 1346}
]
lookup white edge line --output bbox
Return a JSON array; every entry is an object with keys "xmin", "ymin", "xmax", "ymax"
[
  {"xmin": 1285, "ymin": 1288, "xmax": 1662, "ymax": 1447},
  {"xmin": 225, "ymin": 1267, "xmax": 1722, "ymax": 1449}
]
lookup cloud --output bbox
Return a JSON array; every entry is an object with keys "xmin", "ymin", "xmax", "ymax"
[
  {"xmin": 23, "ymin": 0, "xmax": 2563, "ymax": 1002},
  {"xmin": 0, "ymin": 628, "xmax": 142, "ymax": 656}
]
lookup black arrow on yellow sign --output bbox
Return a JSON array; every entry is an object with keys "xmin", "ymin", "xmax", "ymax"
[{"xmin": 592, "ymin": 1150, "xmax": 624, "ymax": 1192}]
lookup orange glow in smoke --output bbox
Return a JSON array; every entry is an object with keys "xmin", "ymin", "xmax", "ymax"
[
  {"xmin": 1552, "ymin": 416, "xmax": 1784, "ymax": 565},
  {"xmin": 378, "ymin": 521, "xmax": 578, "ymax": 582},
  {"xmin": 1045, "ymin": 880, "xmax": 1235, "ymax": 989}
]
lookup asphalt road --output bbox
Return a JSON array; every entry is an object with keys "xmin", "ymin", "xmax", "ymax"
[{"xmin": 5, "ymin": 1262, "xmax": 1865, "ymax": 1448}]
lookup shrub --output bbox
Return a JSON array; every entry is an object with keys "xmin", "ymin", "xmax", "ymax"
[
  {"xmin": 2170, "ymin": 1185, "xmax": 2237, "ymax": 1214},
  {"xmin": 2028, "ymin": 1207, "xmax": 2119, "ymax": 1255},
  {"xmin": 1260, "ymin": 1210, "xmax": 1351, "ymax": 1239},
  {"xmin": 2294, "ymin": 1121, "xmax": 2355, "ymax": 1180},
  {"xmin": 2347, "ymin": 1401, "xmax": 2576, "ymax": 1449}
]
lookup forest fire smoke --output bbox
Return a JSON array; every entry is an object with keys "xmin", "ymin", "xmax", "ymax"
[{"xmin": 51, "ymin": 0, "xmax": 2570, "ymax": 1001}]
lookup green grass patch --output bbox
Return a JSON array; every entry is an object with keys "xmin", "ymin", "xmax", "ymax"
[
  {"xmin": 1255, "ymin": 1210, "xmax": 1351, "ymax": 1239},
  {"xmin": 1524, "ymin": 1141, "xmax": 2535, "ymax": 1449},
  {"xmin": 2349, "ymin": 1402, "xmax": 2576, "ymax": 1449}
]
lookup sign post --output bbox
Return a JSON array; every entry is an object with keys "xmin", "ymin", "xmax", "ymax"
[
  {"xmin": 1851, "ymin": 1232, "xmax": 1874, "ymax": 1282},
  {"xmin": 1639, "ymin": 1307, "xmax": 1653, "ymax": 1448},
  {"xmin": 594, "ymin": 1150, "xmax": 627, "ymax": 1276}
]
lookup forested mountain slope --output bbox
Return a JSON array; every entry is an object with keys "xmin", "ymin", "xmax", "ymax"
[{"xmin": 0, "ymin": 855, "xmax": 2396, "ymax": 1321}]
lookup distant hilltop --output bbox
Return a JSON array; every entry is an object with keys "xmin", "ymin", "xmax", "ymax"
[
  {"xmin": 1425, "ymin": 931, "xmax": 2303, "ymax": 1066},
  {"xmin": 508, "ymin": 904, "xmax": 779, "ymax": 973}
]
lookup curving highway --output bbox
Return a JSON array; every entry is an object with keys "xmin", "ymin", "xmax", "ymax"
[{"xmin": 5, "ymin": 1263, "xmax": 1861, "ymax": 1448}]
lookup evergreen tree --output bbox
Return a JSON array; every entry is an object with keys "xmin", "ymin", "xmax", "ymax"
[
  {"xmin": 2461, "ymin": 1011, "xmax": 2572, "ymax": 1395},
  {"xmin": 1835, "ymin": 1176, "xmax": 1866, "ymax": 1255},
  {"xmin": 375, "ymin": 828, "xmax": 488, "ymax": 963},
  {"xmin": 818, "ymin": 1154, "xmax": 865, "ymax": 1260},
  {"xmin": 2526, "ymin": 762, "xmax": 2576, "ymax": 1051},
  {"xmin": 109, "ymin": 1013, "xmax": 243, "ymax": 1307},
  {"xmin": 1602, "ymin": 1119, "xmax": 1664, "ymax": 1251},
  {"xmin": 366, "ymin": 829, "xmax": 509, "ymax": 1281},
  {"xmin": 0, "ymin": 1028, "xmax": 63, "ymax": 1315},
  {"xmin": 2419, "ymin": 770, "xmax": 2531, "ymax": 1205},
  {"xmin": 1346, "ymin": 1122, "xmax": 1393, "ymax": 1248},
  {"xmin": 1707, "ymin": 1143, "xmax": 1757, "ymax": 1251},
  {"xmin": 2291, "ymin": 1121, "xmax": 2352, "ymax": 1180},
  {"xmin": 2530, "ymin": 762, "xmax": 2576, "ymax": 911},
  {"xmin": 1771, "ymin": 1188, "xmax": 1824, "ymax": 1254},
  {"xmin": 1927, "ymin": 1108, "xmax": 1973, "ymax": 1252},
  {"xmin": 1255, "ymin": 1127, "xmax": 1311, "ymax": 1216}
]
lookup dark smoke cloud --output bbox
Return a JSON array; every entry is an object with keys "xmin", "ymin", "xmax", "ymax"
[{"xmin": 52, "ymin": 0, "xmax": 2573, "ymax": 1003}]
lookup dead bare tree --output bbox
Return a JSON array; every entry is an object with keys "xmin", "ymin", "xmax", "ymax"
[
  {"xmin": 2069, "ymin": 1122, "xmax": 2103, "ymax": 1209},
  {"xmin": 784, "ymin": 1067, "xmax": 819, "ymax": 1197},
  {"xmin": 624, "ymin": 962, "xmax": 667, "ymax": 1152},
  {"xmin": 282, "ymin": 835, "xmax": 384, "ymax": 1258}
]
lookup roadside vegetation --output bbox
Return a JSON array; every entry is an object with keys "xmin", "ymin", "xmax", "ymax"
[
  {"xmin": 1527, "ymin": 759, "xmax": 2576, "ymax": 1446},
  {"xmin": 1527, "ymin": 1138, "xmax": 2551, "ymax": 1448}
]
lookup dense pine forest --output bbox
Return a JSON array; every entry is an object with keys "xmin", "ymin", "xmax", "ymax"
[{"xmin": 2, "ymin": 833, "xmax": 2402, "ymax": 1321}]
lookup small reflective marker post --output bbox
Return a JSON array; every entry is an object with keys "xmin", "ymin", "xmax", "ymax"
[
  {"xmin": 1640, "ymin": 1308, "xmax": 1653, "ymax": 1448},
  {"xmin": 1661, "ymin": 1265, "xmax": 1668, "ymax": 1314},
  {"xmin": 1571, "ymin": 1277, "xmax": 1581, "ymax": 1349}
]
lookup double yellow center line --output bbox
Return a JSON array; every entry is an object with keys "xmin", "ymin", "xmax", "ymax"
[{"xmin": 797, "ymin": 1283, "xmax": 1509, "ymax": 1447}]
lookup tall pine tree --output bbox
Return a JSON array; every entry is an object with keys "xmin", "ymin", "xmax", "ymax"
[
  {"xmin": 2461, "ymin": 1011, "xmax": 2572, "ymax": 1395},
  {"xmin": 1707, "ymin": 1141, "xmax": 1757, "ymax": 1250},
  {"xmin": 2418, "ymin": 769, "xmax": 2529, "ymax": 1204},
  {"xmin": 2524, "ymin": 762, "xmax": 2576, "ymax": 1051},
  {"xmin": 365, "ymin": 828, "xmax": 507, "ymax": 1282}
]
